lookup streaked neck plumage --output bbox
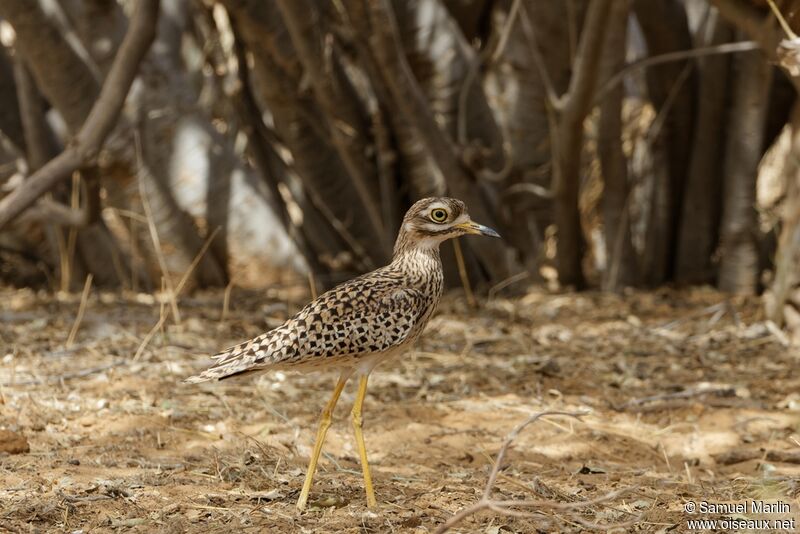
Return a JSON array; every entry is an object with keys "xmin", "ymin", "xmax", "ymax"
[{"xmin": 391, "ymin": 223, "xmax": 444, "ymax": 271}]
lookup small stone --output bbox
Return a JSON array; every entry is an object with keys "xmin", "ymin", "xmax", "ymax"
[{"xmin": 0, "ymin": 429, "xmax": 30, "ymax": 454}]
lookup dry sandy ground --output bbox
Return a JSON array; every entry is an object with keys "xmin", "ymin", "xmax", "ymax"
[{"xmin": 1, "ymin": 285, "xmax": 799, "ymax": 533}]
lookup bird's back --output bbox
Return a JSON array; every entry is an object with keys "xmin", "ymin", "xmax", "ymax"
[{"xmin": 187, "ymin": 252, "xmax": 443, "ymax": 382}]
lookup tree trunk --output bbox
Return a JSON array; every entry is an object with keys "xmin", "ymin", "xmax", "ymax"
[
  {"xmin": 390, "ymin": 0, "xmax": 510, "ymax": 286},
  {"xmin": 128, "ymin": 0, "xmax": 227, "ymax": 288},
  {"xmin": 275, "ymin": 0, "xmax": 390, "ymax": 255},
  {"xmin": 718, "ymin": 47, "xmax": 772, "ymax": 294},
  {"xmin": 0, "ymin": 0, "xmax": 99, "ymax": 133},
  {"xmin": 675, "ymin": 13, "xmax": 732, "ymax": 285},
  {"xmin": 552, "ymin": 0, "xmax": 613, "ymax": 289},
  {"xmin": 599, "ymin": 0, "xmax": 637, "ymax": 291},
  {"xmin": 222, "ymin": 0, "xmax": 389, "ymax": 277},
  {"xmin": 0, "ymin": 49, "xmax": 25, "ymax": 153},
  {"xmin": 485, "ymin": 1, "xmax": 584, "ymax": 271},
  {"xmin": 57, "ymin": 0, "xmax": 128, "ymax": 75},
  {"xmin": 634, "ymin": 0, "xmax": 696, "ymax": 284},
  {"xmin": 345, "ymin": 0, "xmax": 513, "ymax": 282}
]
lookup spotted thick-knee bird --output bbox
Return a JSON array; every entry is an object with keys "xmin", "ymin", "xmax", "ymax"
[{"xmin": 186, "ymin": 197, "xmax": 500, "ymax": 511}]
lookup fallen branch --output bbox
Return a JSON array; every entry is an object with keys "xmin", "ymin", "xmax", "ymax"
[
  {"xmin": 0, "ymin": 0, "xmax": 160, "ymax": 229},
  {"xmin": 3, "ymin": 360, "xmax": 126, "ymax": 387},
  {"xmin": 714, "ymin": 448, "xmax": 800, "ymax": 466},
  {"xmin": 434, "ymin": 409, "xmax": 638, "ymax": 533},
  {"xmin": 616, "ymin": 386, "xmax": 737, "ymax": 411}
]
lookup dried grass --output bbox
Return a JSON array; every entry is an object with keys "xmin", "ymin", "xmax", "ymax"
[{"xmin": 1, "ymin": 285, "xmax": 798, "ymax": 532}]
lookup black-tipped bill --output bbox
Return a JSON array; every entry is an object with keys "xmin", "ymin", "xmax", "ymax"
[{"xmin": 457, "ymin": 221, "xmax": 501, "ymax": 238}]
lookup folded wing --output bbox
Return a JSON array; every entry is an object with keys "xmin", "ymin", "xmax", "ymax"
[{"xmin": 185, "ymin": 273, "xmax": 428, "ymax": 382}]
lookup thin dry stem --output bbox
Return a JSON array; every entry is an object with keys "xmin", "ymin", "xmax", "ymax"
[
  {"xmin": 452, "ymin": 238, "xmax": 476, "ymax": 309},
  {"xmin": 307, "ymin": 271, "xmax": 318, "ymax": 300},
  {"xmin": 221, "ymin": 277, "xmax": 235, "ymax": 322},
  {"xmin": 66, "ymin": 274, "xmax": 93, "ymax": 347},
  {"xmin": 766, "ymin": 0, "xmax": 798, "ymax": 39},
  {"xmin": 135, "ymin": 131, "xmax": 181, "ymax": 325},
  {"xmin": 133, "ymin": 227, "xmax": 221, "ymax": 361}
]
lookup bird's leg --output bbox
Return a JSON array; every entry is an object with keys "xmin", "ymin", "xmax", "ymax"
[
  {"xmin": 351, "ymin": 373, "xmax": 377, "ymax": 508},
  {"xmin": 296, "ymin": 373, "xmax": 349, "ymax": 511}
]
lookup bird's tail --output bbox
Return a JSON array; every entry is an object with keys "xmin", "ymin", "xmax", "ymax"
[{"xmin": 185, "ymin": 331, "xmax": 275, "ymax": 383}]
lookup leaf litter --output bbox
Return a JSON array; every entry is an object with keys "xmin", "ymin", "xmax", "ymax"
[{"xmin": 0, "ymin": 284, "xmax": 798, "ymax": 532}]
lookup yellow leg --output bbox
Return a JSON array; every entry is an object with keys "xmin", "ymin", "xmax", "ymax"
[
  {"xmin": 296, "ymin": 373, "xmax": 349, "ymax": 511},
  {"xmin": 351, "ymin": 374, "xmax": 377, "ymax": 508}
]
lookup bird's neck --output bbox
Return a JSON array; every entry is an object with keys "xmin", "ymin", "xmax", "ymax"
[
  {"xmin": 391, "ymin": 234, "xmax": 443, "ymax": 272},
  {"xmin": 392, "ymin": 224, "xmax": 444, "ymax": 257}
]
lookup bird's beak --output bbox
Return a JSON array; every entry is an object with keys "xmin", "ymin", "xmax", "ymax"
[{"xmin": 455, "ymin": 220, "xmax": 501, "ymax": 238}]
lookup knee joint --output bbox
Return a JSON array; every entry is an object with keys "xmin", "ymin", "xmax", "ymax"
[{"xmin": 351, "ymin": 411, "xmax": 363, "ymax": 428}]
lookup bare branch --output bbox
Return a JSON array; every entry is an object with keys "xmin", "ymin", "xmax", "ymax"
[
  {"xmin": 20, "ymin": 197, "xmax": 89, "ymax": 228},
  {"xmin": 562, "ymin": 0, "xmax": 614, "ymax": 119},
  {"xmin": 432, "ymin": 409, "xmax": 645, "ymax": 534},
  {"xmin": 483, "ymin": 410, "xmax": 588, "ymax": 500},
  {"xmin": 596, "ymin": 41, "xmax": 760, "ymax": 103},
  {"xmin": 0, "ymin": 0, "xmax": 159, "ymax": 230}
]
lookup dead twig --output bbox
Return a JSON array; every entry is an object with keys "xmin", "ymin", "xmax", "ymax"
[
  {"xmin": 435, "ymin": 409, "xmax": 636, "ymax": 533},
  {"xmin": 3, "ymin": 360, "xmax": 126, "ymax": 387},
  {"xmin": 596, "ymin": 41, "xmax": 759, "ymax": 103},
  {"xmin": 713, "ymin": 448, "xmax": 800, "ymax": 466},
  {"xmin": 616, "ymin": 386, "xmax": 736, "ymax": 411},
  {"xmin": 133, "ymin": 227, "xmax": 222, "ymax": 361},
  {"xmin": 766, "ymin": 0, "xmax": 798, "ymax": 40}
]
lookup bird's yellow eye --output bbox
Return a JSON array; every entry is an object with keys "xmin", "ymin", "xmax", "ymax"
[{"xmin": 430, "ymin": 208, "xmax": 448, "ymax": 223}]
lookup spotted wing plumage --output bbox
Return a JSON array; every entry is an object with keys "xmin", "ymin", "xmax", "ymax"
[{"xmin": 185, "ymin": 270, "xmax": 430, "ymax": 382}]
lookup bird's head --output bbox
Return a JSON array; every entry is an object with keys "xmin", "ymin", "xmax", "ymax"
[{"xmin": 393, "ymin": 197, "xmax": 500, "ymax": 256}]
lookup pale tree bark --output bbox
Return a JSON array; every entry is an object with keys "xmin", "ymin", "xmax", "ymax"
[
  {"xmin": 718, "ymin": 47, "xmax": 772, "ymax": 294},
  {"xmin": 675, "ymin": 12, "xmax": 733, "ymax": 284},
  {"xmin": 765, "ymin": 104, "xmax": 800, "ymax": 333},
  {"xmin": 599, "ymin": 0, "xmax": 637, "ymax": 291}
]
